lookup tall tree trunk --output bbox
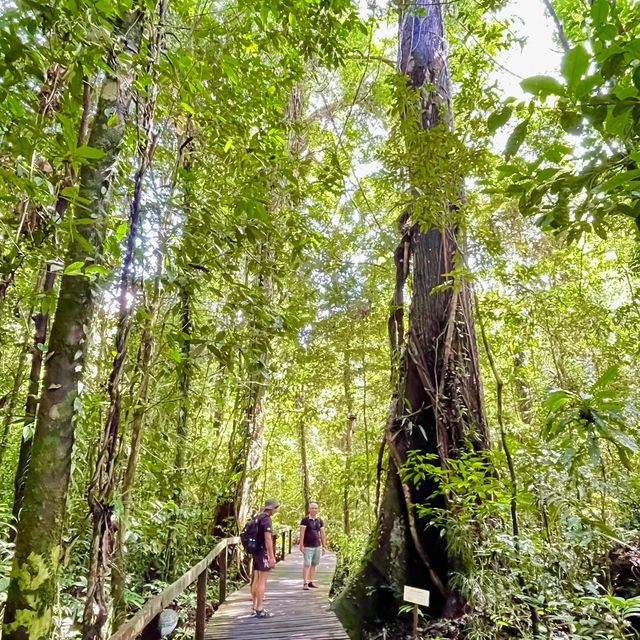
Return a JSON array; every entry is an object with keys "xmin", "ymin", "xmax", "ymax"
[
  {"xmin": 342, "ymin": 361, "xmax": 355, "ymax": 536},
  {"xmin": 82, "ymin": 161, "xmax": 142, "ymax": 637},
  {"xmin": 298, "ymin": 393, "xmax": 310, "ymax": 514},
  {"xmin": 334, "ymin": 2, "xmax": 488, "ymax": 635},
  {"xmin": 0, "ymin": 77, "xmax": 91, "ymax": 466},
  {"xmin": 211, "ymin": 256, "xmax": 272, "ymax": 535},
  {"xmin": 9, "ymin": 265, "xmax": 57, "ymax": 542},
  {"xmin": 174, "ymin": 282, "xmax": 192, "ymax": 501},
  {"xmin": 361, "ymin": 335, "xmax": 373, "ymax": 529},
  {"xmin": 2, "ymin": 14, "xmax": 143, "ymax": 639},
  {"xmin": 82, "ymin": 4, "xmax": 164, "ymax": 635},
  {"xmin": 235, "ymin": 252, "xmax": 273, "ymax": 527},
  {"xmin": 111, "ymin": 220, "xmax": 169, "ymax": 629},
  {"xmin": 110, "ymin": 300, "xmax": 157, "ymax": 628},
  {"xmin": 237, "ymin": 372, "xmax": 268, "ymax": 526},
  {"xmin": 163, "ymin": 281, "xmax": 192, "ymax": 579},
  {"xmin": 214, "ymin": 83, "xmax": 306, "ymax": 532}
]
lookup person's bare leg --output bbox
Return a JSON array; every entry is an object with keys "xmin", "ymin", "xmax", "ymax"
[
  {"xmin": 303, "ymin": 562, "xmax": 310, "ymax": 585},
  {"xmin": 255, "ymin": 571, "xmax": 268, "ymax": 611},
  {"xmin": 251, "ymin": 570, "xmax": 258, "ymax": 611},
  {"xmin": 309, "ymin": 562, "xmax": 317, "ymax": 584}
]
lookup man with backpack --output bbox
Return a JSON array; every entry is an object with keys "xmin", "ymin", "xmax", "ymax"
[
  {"xmin": 299, "ymin": 501, "xmax": 327, "ymax": 590},
  {"xmin": 246, "ymin": 498, "xmax": 279, "ymax": 618}
]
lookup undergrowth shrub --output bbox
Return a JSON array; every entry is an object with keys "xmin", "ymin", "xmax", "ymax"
[{"xmin": 402, "ymin": 445, "xmax": 640, "ymax": 639}]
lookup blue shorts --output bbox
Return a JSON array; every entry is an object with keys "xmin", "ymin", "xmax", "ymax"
[
  {"xmin": 253, "ymin": 551, "xmax": 271, "ymax": 572},
  {"xmin": 303, "ymin": 546, "xmax": 321, "ymax": 566}
]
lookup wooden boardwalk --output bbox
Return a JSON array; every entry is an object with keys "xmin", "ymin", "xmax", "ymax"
[{"xmin": 205, "ymin": 550, "xmax": 349, "ymax": 640}]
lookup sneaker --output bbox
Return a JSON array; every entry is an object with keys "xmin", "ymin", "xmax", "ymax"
[
  {"xmin": 254, "ymin": 609, "xmax": 273, "ymax": 618},
  {"xmin": 308, "ymin": 582, "xmax": 319, "ymax": 588},
  {"xmin": 303, "ymin": 583, "xmax": 309, "ymax": 590}
]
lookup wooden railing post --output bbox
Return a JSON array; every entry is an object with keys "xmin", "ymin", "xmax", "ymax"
[
  {"xmin": 288, "ymin": 528, "xmax": 292, "ymax": 555},
  {"xmin": 220, "ymin": 547, "xmax": 227, "ymax": 604},
  {"xmin": 280, "ymin": 530, "xmax": 286, "ymax": 561},
  {"xmin": 196, "ymin": 569, "xmax": 207, "ymax": 640},
  {"xmin": 109, "ymin": 537, "xmax": 240, "ymax": 640}
]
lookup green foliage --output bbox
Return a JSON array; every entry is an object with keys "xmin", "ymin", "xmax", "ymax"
[
  {"xmin": 498, "ymin": 0, "xmax": 640, "ymax": 242},
  {"xmin": 543, "ymin": 366, "xmax": 639, "ymax": 472},
  {"xmin": 1, "ymin": 0, "xmax": 640, "ymax": 638},
  {"xmin": 330, "ymin": 530, "xmax": 371, "ymax": 594}
]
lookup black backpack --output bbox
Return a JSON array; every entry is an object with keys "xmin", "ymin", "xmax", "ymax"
[{"xmin": 240, "ymin": 515, "xmax": 262, "ymax": 554}]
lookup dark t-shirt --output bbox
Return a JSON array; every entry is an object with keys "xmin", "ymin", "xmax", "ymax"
[
  {"xmin": 300, "ymin": 516, "xmax": 324, "ymax": 547},
  {"xmin": 255, "ymin": 512, "xmax": 273, "ymax": 554}
]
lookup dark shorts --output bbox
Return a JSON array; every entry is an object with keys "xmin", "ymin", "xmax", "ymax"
[{"xmin": 253, "ymin": 551, "xmax": 271, "ymax": 572}]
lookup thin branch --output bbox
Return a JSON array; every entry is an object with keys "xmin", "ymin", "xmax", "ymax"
[{"xmin": 543, "ymin": 0, "xmax": 571, "ymax": 53}]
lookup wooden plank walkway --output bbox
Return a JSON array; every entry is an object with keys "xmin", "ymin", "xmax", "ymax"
[{"xmin": 205, "ymin": 550, "xmax": 349, "ymax": 640}]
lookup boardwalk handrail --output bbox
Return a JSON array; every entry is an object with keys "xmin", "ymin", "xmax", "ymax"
[{"xmin": 109, "ymin": 525, "xmax": 293, "ymax": 640}]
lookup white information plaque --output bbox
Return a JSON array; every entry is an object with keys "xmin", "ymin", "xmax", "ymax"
[{"xmin": 403, "ymin": 585, "xmax": 430, "ymax": 607}]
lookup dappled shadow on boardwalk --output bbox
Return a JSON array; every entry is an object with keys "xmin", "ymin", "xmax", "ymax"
[{"xmin": 205, "ymin": 551, "xmax": 349, "ymax": 640}]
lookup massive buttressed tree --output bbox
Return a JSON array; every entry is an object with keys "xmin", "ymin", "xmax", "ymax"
[{"xmin": 335, "ymin": 0, "xmax": 489, "ymax": 633}]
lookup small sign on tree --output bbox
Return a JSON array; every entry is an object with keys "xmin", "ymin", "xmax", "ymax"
[{"xmin": 403, "ymin": 586, "xmax": 430, "ymax": 636}]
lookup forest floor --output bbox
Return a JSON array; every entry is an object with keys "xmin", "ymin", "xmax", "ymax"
[{"xmin": 364, "ymin": 620, "xmax": 464, "ymax": 640}]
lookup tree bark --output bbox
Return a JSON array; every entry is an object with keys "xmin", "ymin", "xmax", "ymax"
[
  {"xmin": 342, "ymin": 361, "xmax": 355, "ymax": 536},
  {"xmin": 162, "ymin": 280, "xmax": 192, "ymax": 579},
  {"xmin": 334, "ymin": 2, "xmax": 488, "ymax": 635},
  {"xmin": 2, "ymin": 13, "xmax": 142, "ymax": 639},
  {"xmin": 111, "ymin": 218, "xmax": 169, "ymax": 628},
  {"xmin": 82, "ymin": 4, "xmax": 164, "ymax": 635},
  {"xmin": 9, "ymin": 265, "xmax": 57, "ymax": 542},
  {"xmin": 298, "ymin": 393, "xmax": 310, "ymax": 514}
]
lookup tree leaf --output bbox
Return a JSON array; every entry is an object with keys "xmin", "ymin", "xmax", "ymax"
[
  {"xmin": 600, "ymin": 52, "xmax": 624, "ymax": 80},
  {"xmin": 504, "ymin": 120, "xmax": 529, "ymax": 160},
  {"xmin": 561, "ymin": 45, "xmax": 590, "ymax": 94},
  {"xmin": 115, "ymin": 221, "xmax": 128, "ymax": 241},
  {"xmin": 591, "ymin": 0, "xmax": 610, "ymax": 31},
  {"xmin": 487, "ymin": 105, "xmax": 513, "ymax": 132},
  {"xmin": 74, "ymin": 145, "xmax": 105, "ymax": 160},
  {"xmin": 592, "ymin": 365, "xmax": 619, "ymax": 390},
  {"xmin": 220, "ymin": 60, "xmax": 238, "ymax": 84},
  {"xmin": 544, "ymin": 389, "xmax": 571, "ymax": 412},
  {"xmin": 180, "ymin": 101, "xmax": 196, "ymax": 115},
  {"xmin": 520, "ymin": 75, "xmax": 565, "ymax": 99},
  {"xmin": 610, "ymin": 430, "xmax": 639, "ymax": 454},
  {"xmin": 64, "ymin": 261, "xmax": 85, "ymax": 274}
]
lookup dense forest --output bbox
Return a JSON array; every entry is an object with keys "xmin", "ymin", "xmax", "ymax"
[{"xmin": 1, "ymin": 0, "xmax": 640, "ymax": 638}]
